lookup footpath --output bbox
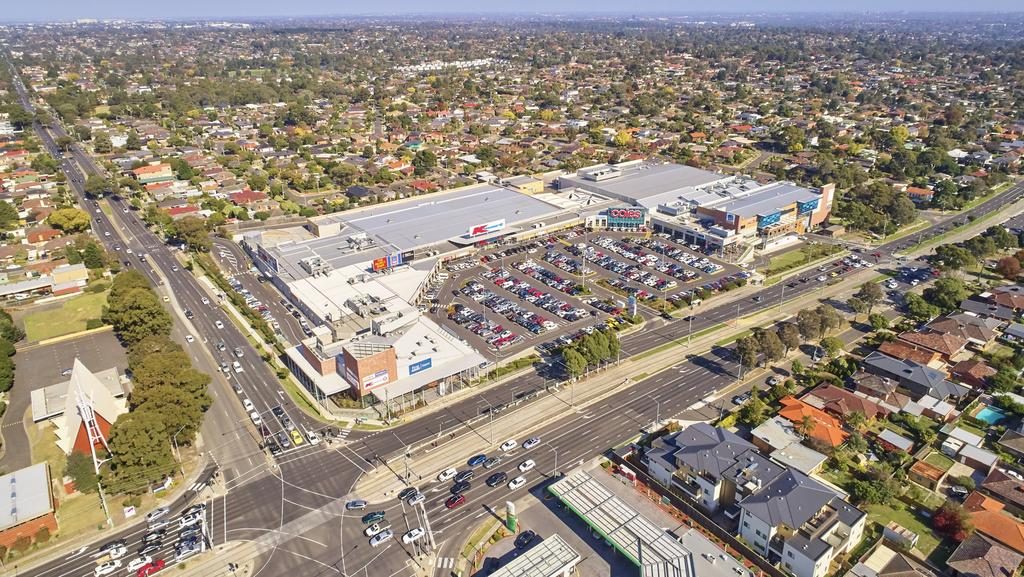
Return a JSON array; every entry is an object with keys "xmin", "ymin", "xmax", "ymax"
[{"xmin": 352, "ymin": 262, "xmax": 882, "ymax": 502}]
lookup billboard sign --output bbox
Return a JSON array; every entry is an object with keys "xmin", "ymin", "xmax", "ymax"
[
  {"xmin": 343, "ymin": 366, "xmax": 359, "ymax": 387},
  {"xmin": 467, "ymin": 219, "xmax": 506, "ymax": 238},
  {"xmin": 409, "ymin": 358, "xmax": 433, "ymax": 376},
  {"xmin": 362, "ymin": 369, "xmax": 391, "ymax": 390},
  {"xmin": 606, "ymin": 207, "xmax": 647, "ymax": 227},
  {"xmin": 372, "ymin": 253, "xmax": 404, "ymax": 272},
  {"xmin": 371, "ymin": 257, "xmax": 388, "ymax": 272}
]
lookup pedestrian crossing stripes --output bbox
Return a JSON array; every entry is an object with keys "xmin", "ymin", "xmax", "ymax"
[
  {"xmin": 336, "ymin": 426, "xmax": 352, "ymax": 440},
  {"xmin": 435, "ymin": 557, "xmax": 455, "ymax": 569}
]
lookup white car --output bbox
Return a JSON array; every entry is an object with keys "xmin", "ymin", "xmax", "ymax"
[
  {"xmin": 243, "ymin": 399, "xmax": 255, "ymax": 412},
  {"xmin": 499, "ymin": 439, "xmax": 518, "ymax": 452},
  {"xmin": 370, "ymin": 529, "xmax": 393, "ymax": 547},
  {"xmin": 402, "ymin": 528, "xmax": 425, "ymax": 544},
  {"xmin": 306, "ymin": 431, "xmax": 321, "ymax": 446},
  {"xmin": 437, "ymin": 467, "xmax": 458, "ymax": 482},
  {"xmin": 250, "ymin": 412, "xmax": 262, "ymax": 426},
  {"xmin": 185, "ymin": 335, "xmax": 194, "ymax": 343},
  {"xmin": 364, "ymin": 523, "xmax": 389, "ymax": 537},
  {"xmin": 201, "ymin": 297, "xmax": 210, "ymax": 305},
  {"xmin": 518, "ymin": 459, "xmax": 536, "ymax": 473},
  {"xmin": 522, "ymin": 437, "xmax": 540, "ymax": 450},
  {"xmin": 816, "ymin": 275, "xmax": 827, "ymax": 282},
  {"xmin": 215, "ymin": 320, "xmax": 224, "ymax": 329},
  {"xmin": 93, "ymin": 560, "xmax": 121, "ymax": 576},
  {"xmin": 146, "ymin": 506, "xmax": 170, "ymax": 524},
  {"xmin": 407, "ymin": 492, "xmax": 425, "ymax": 506},
  {"xmin": 507, "ymin": 476, "xmax": 527, "ymax": 490},
  {"xmin": 126, "ymin": 556, "xmax": 152, "ymax": 573}
]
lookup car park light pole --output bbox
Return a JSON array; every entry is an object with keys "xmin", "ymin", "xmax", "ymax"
[{"xmin": 644, "ymin": 393, "xmax": 661, "ymax": 431}]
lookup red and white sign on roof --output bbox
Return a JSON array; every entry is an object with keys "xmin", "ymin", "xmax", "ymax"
[{"xmin": 467, "ymin": 219, "xmax": 506, "ymax": 238}]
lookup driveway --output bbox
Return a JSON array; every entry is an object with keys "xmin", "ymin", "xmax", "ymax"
[{"xmin": 1, "ymin": 330, "xmax": 128, "ymax": 471}]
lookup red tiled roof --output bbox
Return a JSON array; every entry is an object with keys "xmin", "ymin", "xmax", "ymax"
[{"xmin": 778, "ymin": 396, "xmax": 849, "ymax": 448}]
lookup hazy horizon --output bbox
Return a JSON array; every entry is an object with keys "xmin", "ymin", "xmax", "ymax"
[{"xmin": 4, "ymin": 0, "xmax": 1024, "ymax": 22}]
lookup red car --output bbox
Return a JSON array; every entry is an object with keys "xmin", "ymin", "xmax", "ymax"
[
  {"xmin": 445, "ymin": 494, "xmax": 466, "ymax": 509},
  {"xmin": 137, "ymin": 559, "xmax": 166, "ymax": 577}
]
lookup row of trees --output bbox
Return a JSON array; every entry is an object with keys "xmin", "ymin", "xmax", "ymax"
[
  {"xmin": 560, "ymin": 329, "xmax": 621, "ymax": 378},
  {"xmin": 93, "ymin": 271, "xmax": 211, "ymax": 493},
  {"xmin": 0, "ymin": 310, "xmax": 23, "ymax": 393},
  {"xmin": 735, "ymin": 304, "xmax": 845, "ymax": 373}
]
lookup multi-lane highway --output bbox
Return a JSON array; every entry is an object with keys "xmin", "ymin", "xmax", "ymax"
[{"xmin": 8, "ymin": 57, "xmax": 1024, "ymax": 577}]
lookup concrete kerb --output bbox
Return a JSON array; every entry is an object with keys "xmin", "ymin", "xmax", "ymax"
[{"xmin": 354, "ymin": 264, "xmax": 887, "ymax": 502}]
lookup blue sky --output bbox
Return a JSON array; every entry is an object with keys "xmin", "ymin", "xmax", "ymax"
[{"xmin": 5, "ymin": 0, "xmax": 1022, "ymax": 21}]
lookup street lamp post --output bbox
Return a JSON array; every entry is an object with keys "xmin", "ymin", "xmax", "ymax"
[
  {"xmin": 479, "ymin": 397, "xmax": 494, "ymax": 444},
  {"xmin": 544, "ymin": 443, "xmax": 559, "ymax": 477},
  {"xmin": 171, "ymin": 424, "xmax": 187, "ymax": 477}
]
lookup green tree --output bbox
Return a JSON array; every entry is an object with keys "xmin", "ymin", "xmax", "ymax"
[
  {"xmin": 104, "ymin": 287, "xmax": 172, "ymax": 345},
  {"xmin": 82, "ymin": 242, "xmax": 106, "ymax": 269},
  {"xmin": 738, "ymin": 387, "xmax": 768, "ymax": 427},
  {"xmin": 934, "ymin": 244, "xmax": 976, "ymax": 272},
  {"xmin": 169, "ymin": 216, "xmax": 211, "ymax": 252},
  {"xmin": 846, "ymin": 411, "xmax": 867, "ymax": 431},
  {"xmin": 0, "ymin": 355, "xmax": 14, "ymax": 393},
  {"xmin": 130, "ymin": 385, "xmax": 207, "ymax": 445},
  {"xmin": 126, "ymin": 132, "xmax": 141, "ymax": 150},
  {"xmin": 0, "ymin": 201, "xmax": 19, "ymax": 230},
  {"xmin": 127, "ymin": 334, "xmax": 183, "ymax": 367},
  {"xmin": 104, "ymin": 411, "xmax": 177, "ymax": 492},
  {"xmin": 65, "ymin": 451, "xmax": 99, "ymax": 494},
  {"xmin": 412, "ymin": 150, "xmax": 437, "ymax": 176},
  {"xmin": 778, "ymin": 323, "xmax": 801, "ymax": 355},
  {"xmin": 923, "ymin": 277, "xmax": 969, "ymax": 313},
  {"xmin": 820, "ymin": 336, "xmax": 844, "ymax": 359},
  {"xmin": 868, "ymin": 313, "xmax": 890, "ymax": 331},
  {"xmin": 816, "ymin": 304, "xmax": 844, "ymax": 335},
  {"xmin": 612, "ymin": 130, "xmax": 633, "ymax": 147},
  {"xmin": 93, "ymin": 133, "xmax": 113, "ymax": 153},
  {"xmin": 0, "ymin": 309, "xmax": 25, "ymax": 343},
  {"xmin": 756, "ymin": 329, "xmax": 785, "ymax": 366},
  {"xmin": 857, "ymin": 282, "xmax": 884, "ymax": 314},
  {"xmin": 736, "ymin": 336, "xmax": 760, "ymax": 373},
  {"xmin": 986, "ymin": 225, "xmax": 1018, "ymax": 250},
  {"xmin": 562, "ymin": 348, "xmax": 587, "ymax": 378},
  {"xmin": 47, "ymin": 208, "xmax": 91, "ymax": 233},
  {"xmin": 796, "ymin": 414, "xmax": 816, "ymax": 437},
  {"xmin": 130, "ymin": 351, "xmax": 211, "ymax": 404},
  {"xmin": 904, "ymin": 293, "xmax": 940, "ymax": 321},
  {"xmin": 797, "ymin": 309, "xmax": 823, "ymax": 341},
  {"xmin": 84, "ymin": 174, "xmax": 110, "ymax": 196},
  {"xmin": 847, "ymin": 297, "xmax": 868, "ymax": 318}
]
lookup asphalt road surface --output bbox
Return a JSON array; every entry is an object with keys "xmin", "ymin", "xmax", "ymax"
[{"xmin": 9, "ymin": 57, "xmax": 1024, "ymax": 577}]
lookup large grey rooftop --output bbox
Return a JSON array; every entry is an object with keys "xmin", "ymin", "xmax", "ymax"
[
  {"xmin": 487, "ymin": 533, "xmax": 581, "ymax": 577},
  {"xmin": 711, "ymin": 182, "xmax": 819, "ymax": 218},
  {"xmin": 0, "ymin": 463, "xmax": 53, "ymax": 532},
  {"xmin": 738, "ymin": 469, "xmax": 837, "ymax": 529},
  {"xmin": 339, "ymin": 183, "xmax": 561, "ymax": 252},
  {"xmin": 560, "ymin": 163, "xmax": 727, "ymax": 201}
]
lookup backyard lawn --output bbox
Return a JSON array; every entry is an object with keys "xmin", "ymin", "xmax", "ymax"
[
  {"xmin": 924, "ymin": 451, "xmax": 955, "ymax": 472},
  {"xmin": 22, "ymin": 290, "xmax": 108, "ymax": 342},
  {"xmin": 866, "ymin": 501, "xmax": 942, "ymax": 555}
]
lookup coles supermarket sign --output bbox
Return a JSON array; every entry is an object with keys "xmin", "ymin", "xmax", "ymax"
[{"xmin": 605, "ymin": 207, "xmax": 647, "ymax": 226}]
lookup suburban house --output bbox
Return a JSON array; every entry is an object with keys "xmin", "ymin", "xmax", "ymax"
[
  {"xmin": 950, "ymin": 359, "xmax": 998, "ymax": 389},
  {"xmin": 928, "ymin": 314, "xmax": 1002, "ymax": 351},
  {"xmin": 980, "ymin": 468, "xmax": 1024, "ymax": 518},
  {"xmin": 778, "ymin": 396, "xmax": 849, "ymax": 448},
  {"xmin": 962, "ymin": 492, "xmax": 1024, "ymax": 555},
  {"xmin": 738, "ymin": 468, "xmax": 867, "ymax": 577},
  {"xmin": 644, "ymin": 424, "xmax": 866, "ymax": 577},
  {"xmin": 989, "ymin": 285, "xmax": 1024, "ymax": 312},
  {"xmin": 947, "ymin": 533, "xmax": 1024, "ymax": 577},
  {"xmin": 861, "ymin": 352, "xmax": 970, "ymax": 401},
  {"xmin": 131, "ymin": 162, "xmax": 175, "ymax": 185},
  {"xmin": 800, "ymin": 385, "xmax": 891, "ymax": 422},
  {"xmin": 877, "ymin": 341, "xmax": 944, "ymax": 369},
  {"xmin": 896, "ymin": 330, "xmax": 968, "ymax": 363}
]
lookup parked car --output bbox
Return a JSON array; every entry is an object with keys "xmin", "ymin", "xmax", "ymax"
[{"xmin": 345, "ymin": 500, "xmax": 368, "ymax": 511}]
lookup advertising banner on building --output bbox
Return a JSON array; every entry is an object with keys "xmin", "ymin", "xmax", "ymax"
[
  {"xmin": 372, "ymin": 253, "xmax": 404, "ymax": 272},
  {"xmin": 605, "ymin": 207, "xmax": 647, "ymax": 228},
  {"xmin": 362, "ymin": 369, "xmax": 390, "ymax": 390},
  {"xmin": 467, "ymin": 219, "xmax": 506, "ymax": 238},
  {"xmin": 409, "ymin": 358, "xmax": 433, "ymax": 375},
  {"xmin": 371, "ymin": 257, "xmax": 388, "ymax": 272}
]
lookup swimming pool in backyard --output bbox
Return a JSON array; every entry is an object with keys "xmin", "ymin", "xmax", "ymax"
[{"xmin": 975, "ymin": 405, "xmax": 1008, "ymax": 425}]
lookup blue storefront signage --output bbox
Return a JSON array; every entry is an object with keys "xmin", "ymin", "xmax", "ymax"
[{"xmin": 409, "ymin": 358, "xmax": 433, "ymax": 375}]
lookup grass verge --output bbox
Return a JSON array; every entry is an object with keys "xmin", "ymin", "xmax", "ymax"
[{"xmin": 23, "ymin": 290, "xmax": 108, "ymax": 342}]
